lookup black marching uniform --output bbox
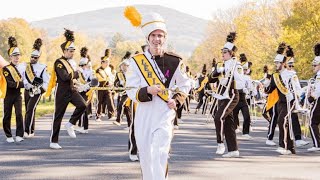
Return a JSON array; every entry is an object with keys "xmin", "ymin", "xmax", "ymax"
[
  {"xmin": 96, "ymin": 66, "xmax": 114, "ymax": 119},
  {"xmin": 50, "ymin": 56, "xmax": 87, "ymax": 143},
  {"xmin": 114, "ymin": 71, "xmax": 132, "ymax": 126},
  {"xmin": 2, "ymin": 63, "xmax": 24, "ymax": 138},
  {"xmin": 209, "ymin": 60, "xmax": 240, "ymax": 152},
  {"xmin": 265, "ymin": 71, "xmax": 295, "ymax": 153}
]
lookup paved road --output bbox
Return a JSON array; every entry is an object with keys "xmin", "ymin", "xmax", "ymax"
[{"xmin": 0, "ymin": 102, "xmax": 320, "ymax": 180}]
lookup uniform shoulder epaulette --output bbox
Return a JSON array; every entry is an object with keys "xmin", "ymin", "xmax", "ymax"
[{"xmin": 165, "ymin": 52, "xmax": 182, "ymax": 60}]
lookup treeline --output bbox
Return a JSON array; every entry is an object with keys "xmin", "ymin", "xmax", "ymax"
[
  {"xmin": 189, "ymin": 0, "xmax": 320, "ymax": 80},
  {"xmin": 0, "ymin": 18, "xmax": 143, "ymax": 71}
]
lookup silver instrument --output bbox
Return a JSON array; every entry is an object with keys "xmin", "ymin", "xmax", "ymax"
[{"xmin": 29, "ymin": 84, "xmax": 42, "ymax": 97}]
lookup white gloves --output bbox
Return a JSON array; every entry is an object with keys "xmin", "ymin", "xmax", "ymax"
[
  {"xmin": 263, "ymin": 79, "xmax": 271, "ymax": 87},
  {"xmin": 220, "ymin": 78, "xmax": 228, "ymax": 86},
  {"xmin": 217, "ymin": 67, "xmax": 225, "ymax": 73}
]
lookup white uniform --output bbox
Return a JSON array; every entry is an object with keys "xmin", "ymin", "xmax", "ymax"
[
  {"xmin": 125, "ymin": 50, "xmax": 190, "ymax": 180},
  {"xmin": 21, "ymin": 62, "xmax": 50, "ymax": 91}
]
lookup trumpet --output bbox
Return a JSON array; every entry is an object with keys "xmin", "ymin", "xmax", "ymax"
[{"xmin": 29, "ymin": 84, "xmax": 42, "ymax": 97}]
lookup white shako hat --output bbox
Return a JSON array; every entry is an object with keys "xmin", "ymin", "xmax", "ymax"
[
  {"xmin": 124, "ymin": 6, "xmax": 167, "ymax": 38},
  {"xmin": 7, "ymin": 36, "xmax": 20, "ymax": 56},
  {"xmin": 274, "ymin": 42, "xmax": 287, "ymax": 63},
  {"xmin": 31, "ymin": 38, "xmax": 43, "ymax": 57}
]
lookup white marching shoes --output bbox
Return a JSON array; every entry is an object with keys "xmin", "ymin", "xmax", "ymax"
[
  {"xmin": 65, "ymin": 122, "xmax": 76, "ymax": 138},
  {"xmin": 112, "ymin": 121, "xmax": 121, "ymax": 126},
  {"xmin": 50, "ymin": 143, "xmax": 62, "ymax": 149},
  {"xmin": 235, "ymin": 128, "xmax": 241, "ymax": 134},
  {"xmin": 266, "ymin": 140, "xmax": 277, "ymax": 146},
  {"xmin": 222, "ymin": 151, "xmax": 240, "ymax": 158},
  {"xmin": 216, "ymin": 143, "xmax": 225, "ymax": 155},
  {"xmin": 129, "ymin": 154, "xmax": 139, "ymax": 162},
  {"xmin": 15, "ymin": 136, "xmax": 24, "ymax": 142},
  {"xmin": 6, "ymin": 137, "xmax": 15, "ymax": 143},
  {"xmin": 295, "ymin": 140, "xmax": 309, "ymax": 148},
  {"xmin": 276, "ymin": 147, "xmax": 292, "ymax": 155},
  {"xmin": 307, "ymin": 147, "xmax": 320, "ymax": 152},
  {"xmin": 241, "ymin": 134, "xmax": 253, "ymax": 140},
  {"xmin": 75, "ymin": 127, "xmax": 89, "ymax": 134}
]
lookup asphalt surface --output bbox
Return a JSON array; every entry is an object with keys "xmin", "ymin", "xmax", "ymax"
[{"xmin": 0, "ymin": 102, "xmax": 320, "ymax": 180}]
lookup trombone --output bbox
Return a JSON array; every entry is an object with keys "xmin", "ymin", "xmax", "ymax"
[{"xmin": 209, "ymin": 58, "xmax": 238, "ymax": 119}]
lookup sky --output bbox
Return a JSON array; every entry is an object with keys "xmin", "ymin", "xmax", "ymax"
[{"xmin": 0, "ymin": 0, "xmax": 243, "ymax": 22}]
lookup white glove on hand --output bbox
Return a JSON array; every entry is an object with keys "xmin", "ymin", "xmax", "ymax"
[
  {"xmin": 220, "ymin": 78, "xmax": 228, "ymax": 86},
  {"xmin": 286, "ymin": 93, "xmax": 294, "ymax": 102},
  {"xmin": 243, "ymin": 88, "xmax": 249, "ymax": 95},
  {"xmin": 217, "ymin": 67, "xmax": 224, "ymax": 73},
  {"xmin": 263, "ymin": 79, "xmax": 271, "ymax": 87}
]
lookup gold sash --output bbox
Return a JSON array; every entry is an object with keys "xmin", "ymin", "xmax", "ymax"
[
  {"xmin": 96, "ymin": 69, "xmax": 108, "ymax": 82},
  {"xmin": 0, "ymin": 69, "xmax": 7, "ymax": 98},
  {"xmin": 195, "ymin": 76, "xmax": 208, "ymax": 93},
  {"xmin": 266, "ymin": 89, "xmax": 279, "ymax": 111},
  {"xmin": 117, "ymin": 72, "xmax": 126, "ymax": 86},
  {"xmin": 274, "ymin": 73, "xmax": 288, "ymax": 95},
  {"xmin": 25, "ymin": 63, "xmax": 35, "ymax": 83},
  {"xmin": 132, "ymin": 54, "xmax": 169, "ymax": 102},
  {"xmin": 6, "ymin": 65, "xmax": 21, "ymax": 83},
  {"xmin": 45, "ymin": 58, "xmax": 74, "ymax": 97},
  {"xmin": 79, "ymin": 72, "xmax": 86, "ymax": 84}
]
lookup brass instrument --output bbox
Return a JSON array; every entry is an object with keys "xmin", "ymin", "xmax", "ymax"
[
  {"xmin": 211, "ymin": 58, "xmax": 238, "ymax": 100},
  {"xmin": 29, "ymin": 84, "xmax": 42, "ymax": 97}
]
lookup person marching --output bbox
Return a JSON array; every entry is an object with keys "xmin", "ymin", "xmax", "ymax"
[
  {"xmin": 23, "ymin": 38, "xmax": 50, "ymax": 138},
  {"xmin": 307, "ymin": 43, "xmax": 320, "ymax": 152},
  {"xmin": 95, "ymin": 49, "xmax": 115, "ymax": 121},
  {"xmin": 194, "ymin": 64, "xmax": 208, "ymax": 114},
  {"xmin": 285, "ymin": 46, "xmax": 310, "ymax": 147},
  {"xmin": 113, "ymin": 51, "xmax": 132, "ymax": 127},
  {"xmin": 1, "ymin": 37, "xmax": 24, "ymax": 143},
  {"xmin": 208, "ymin": 32, "xmax": 242, "ymax": 158},
  {"xmin": 124, "ymin": 6, "xmax": 191, "ymax": 179},
  {"xmin": 262, "ymin": 65, "xmax": 279, "ymax": 146},
  {"xmin": 76, "ymin": 47, "xmax": 94, "ymax": 133},
  {"xmin": 264, "ymin": 42, "xmax": 297, "ymax": 155},
  {"xmin": 46, "ymin": 29, "xmax": 87, "ymax": 149},
  {"xmin": 233, "ymin": 53, "xmax": 252, "ymax": 139}
]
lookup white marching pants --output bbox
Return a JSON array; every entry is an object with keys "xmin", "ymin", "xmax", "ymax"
[{"xmin": 138, "ymin": 128, "xmax": 172, "ymax": 180}]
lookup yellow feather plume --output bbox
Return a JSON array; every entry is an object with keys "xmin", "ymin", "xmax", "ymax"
[{"xmin": 124, "ymin": 6, "xmax": 142, "ymax": 27}]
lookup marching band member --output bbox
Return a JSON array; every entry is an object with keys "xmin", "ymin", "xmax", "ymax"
[
  {"xmin": 1, "ymin": 37, "xmax": 24, "ymax": 143},
  {"xmin": 262, "ymin": 65, "xmax": 279, "ymax": 146},
  {"xmin": 124, "ymin": 6, "xmax": 191, "ymax": 179},
  {"xmin": 285, "ymin": 46, "xmax": 309, "ymax": 147},
  {"xmin": 46, "ymin": 29, "xmax": 87, "ymax": 149},
  {"xmin": 265, "ymin": 42, "xmax": 296, "ymax": 155},
  {"xmin": 233, "ymin": 53, "xmax": 252, "ymax": 139},
  {"xmin": 194, "ymin": 64, "xmax": 208, "ymax": 114},
  {"xmin": 23, "ymin": 38, "xmax": 50, "ymax": 138},
  {"xmin": 208, "ymin": 32, "xmax": 242, "ymax": 158},
  {"xmin": 113, "ymin": 51, "xmax": 132, "ymax": 127},
  {"xmin": 76, "ymin": 47, "xmax": 94, "ymax": 133},
  {"xmin": 307, "ymin": 43, "xmax": 320, "ymax": 152},
  {"xmin": 95, "ymin": 49, "xmax": 115, "ymax": 121}
]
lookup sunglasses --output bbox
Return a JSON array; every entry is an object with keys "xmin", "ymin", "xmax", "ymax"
[
  {"xmin": 288, "ymin": 65, "xmax": 294, "ymax": 68},
  {"xmin": 31, "ymin": 56, "xmax": 39, "ymax": 59},
  {"xmin": 221, "ymin": 51, "xmax": 229, "ymax": 54}
]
